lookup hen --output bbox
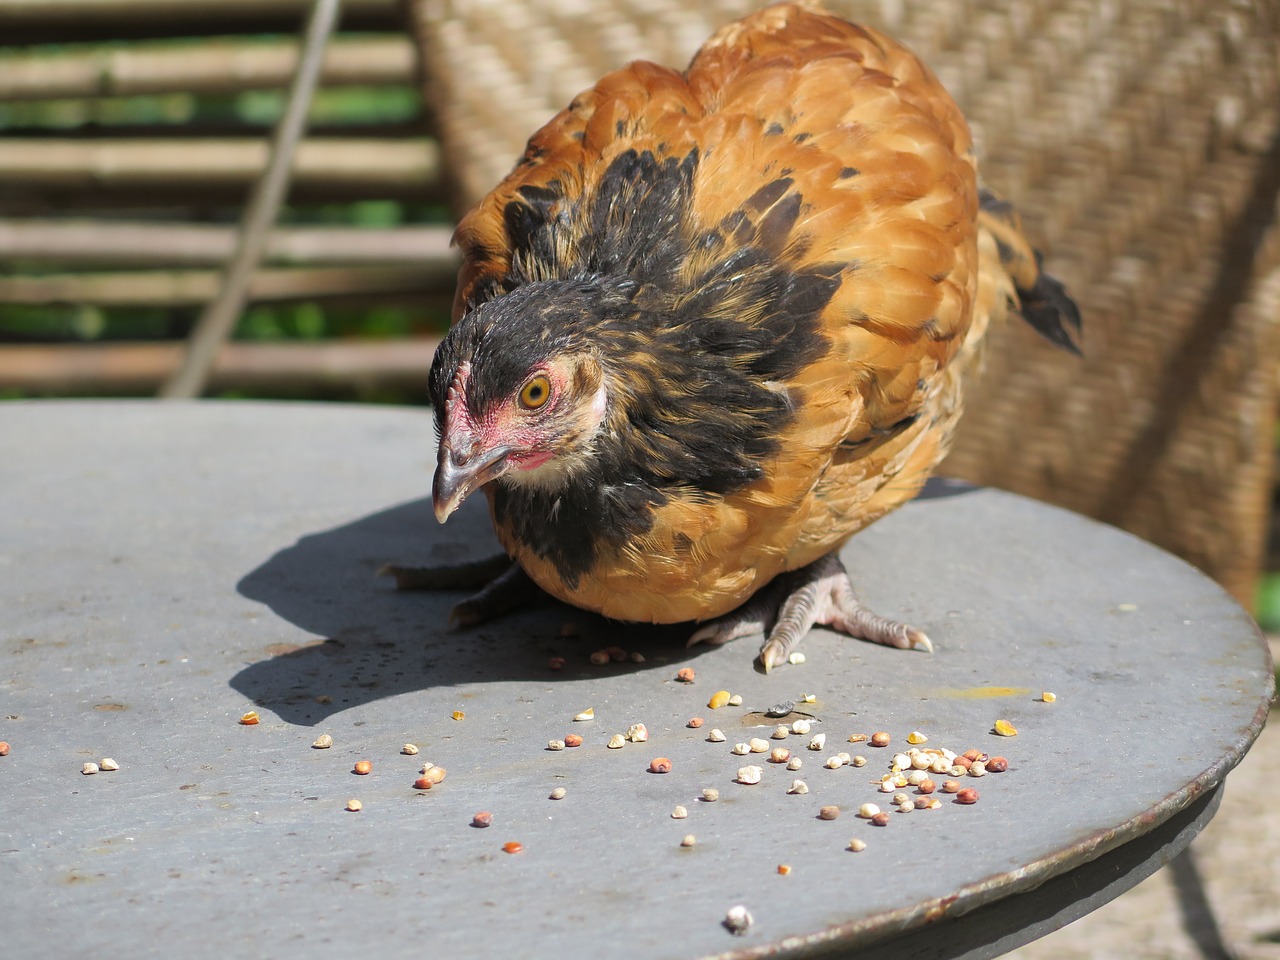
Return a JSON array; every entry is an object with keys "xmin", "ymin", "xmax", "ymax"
[{"xmin": 387, "ymin": 1, "xmax": 1080, "ymax": 670}]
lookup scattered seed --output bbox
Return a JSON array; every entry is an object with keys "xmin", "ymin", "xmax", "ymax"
[
  {"xmin": 81, "ymin": 762, "xmax": 99, "ymax": 775},
  {"xmin": 605, "ymin": 646, "xmax": 627, "ymax": 662},
  {"xmin": 930, "ymin": 757, "xmax": 952, "ymax": 774},
  {"xmin": 687, "ymin": 717, "xmax": 705, "ymax": 729},
  {"xmin": 907, "ymin": 731, "xmax": 928, "ymax": 745},
  {"xmin": 787, "ymin": 779, "xmax": 809, "ymax": 794},
  {"xmin": 858, "ymin": 803, "xmax": 881, "ymax": 819},
  {"xmin": 678, "ymin": 833, "xmax": 698, "ymax": 848},
  {"xmin": 878, "ymin": 780, "xmax": 896, "ymax": 793},
  {"xmin": 451, "ymin": 710, "xmax": 465, "ymax": 721},
  {"xmin": 559, "ymin": 622, "xmax": 580, "ymax": 638},
  {"xmin": 607, "ymin": 734, "xmax": 626, "ymax": 749},
  {"xmin": 239, "ymin": 711, "xmax": 259, "ymax": 725},
  {"xmin": 897, "ymin": 800, "xmax": 916, "ymax": 813},
  {"xmin": 724, "ymin": 905, "xmax": 753, "ymax": 935},
  {"xmin": 892, "ymin": 773, "xmax": 909, "ymax": 788},
  {"xmin": 892, "ymin": 752, "xmax": 911, "ymax": 770},
  {"xmin": 502, "ymin": 841, "xmax": 523, "ymax": 854},
  {"xmin": 401, "ymin": 743, "xmax": 419, "ymax": 756},
  {"xmin": 413, "ymin": 776, "xmax": 433, "ymax": 790},
  {"xmin": 702, "ymin": 788, "xmax": 720, "ymax": 802},
  {"xmin": 808, "ymin": 733, "xmax": 826, "ymax": 751},
  {"xmin": 589, "ymin": 650, "xmax": 610, "ymax": 665},
  {"xmin": 564, "ymin": 734, "xmax": 583, "ymax": 747},
  {"xmin": 573, "ymin": 708, "xmax": 595, "ymax": 722},
  {"xmin": 771, "ymin": 725, "xmax": 789, "ymax": 740},
  {"xmin": 728, "ymin": 694, "xmax": 743, "ymax": 706},
  {"xmin": 1041, "ymin": 691, "xmax": 1057, "ymax": 703},
  {"xmin": 848, "ymin": 838, "xmax": 867, "ymax": 852},
  {"xmin": 912, "ymin": 754, "xmax": 933, "ymax": 771},
  {"xmin": 676, "ymin": 667, "xmax": 696, "ymax": 683},
  {"xmin": 786, "ymin": 756, "xmax": 803, "ymax": 771},
  {"xmin": 791, "ymin": 719, "xmax": 812, "ymax": 735},
  {"xmin": 707, "ymin": 729, "xmax": 726, "ymax": 742},
  {"xmin": 672, "ymin": 805, "xmax": 688, "ymax": 819},
  {"xmin": 627, "ymin": 723, "xmax": 649, "ymax": 743},
  {"xmin": 0, "ymin": 742, "xmax": 9, "ymax": 756},
  {"xmin": 825, "ymin": 756, "xmax": 846, "ymax": 770},
  {"xmin": 777, "ymin": 864, "xmax": 792, "ymax": 875},
  {"xmin": 99, "ymin": 757, "xmax": 119, "ymax": 771},
  {"xmin": 987, "ymin": 756, "xmax": 1009, "ymax": 772},
  {"xmin": 994, "ymin": 719, "xmax": 1018, "ymax": 737},
  {"xmin": 769, "ymin": 747, "xmax": 791, "ymax": 764},
  {"xmin": 766, "ymin": 701, "xmax": 796, "ymax": 718},
  {"xmin": 970, "ymin": 762, "xmax": 987, "ymax": 777},
  {"xmin": 906, "ymin": 770, "xmax": 928, "ymax": 786},
  {"xmin": 953, "ymin": 755, "xmax": 973, "ymax": 770},
  {"xmin": 918, "ymin": 779, "xmax": 937, "ymax": 794},
  {"xmin": 548, "ymin": 656, "xmax": 565, "ymax": 670},
  {"xmin": 353, "ymin": 760, "xmax": 372, "ymax": 775},
  {"xmin": 630, "ymin": 651, "xmax": 646, "ymax": 663},
  {"xmin": 311, "ymin": 734, "xmax": 333, "ymax": 749},
  {"xmin": 819, "ymin": 805, "xmax": 840, "ymax": 820},
  {"xmin": 942, "ymin": 780, "xmax": 962, "ymax": 794},
  {"xmin": 736, "ymin": 765, "xmax": 763, "ymax": 785},
  {"xmin": 472, "ymin": 811, "xmax": 493, "ymax": 828},
  {"xmin": 732, "ymin": 742, "xmax": 750, "ymax": 755},
  {"xmin": 802, "ymin": 694, "xmax": 816, "ymax": 703},
  {"xmin": 892, "ymin": 792, "xmax": 909, "ymax": 805},
  {"xmin": 851, "ymin": 755, "xmax": 868, "ymax": 767},
  {"xmin": 788, "ymin": 652, "xmax": 806, "ymax": 665},
  {"xmin": 870, "ymin": 732, "xmax": 891, "ymax": 747},
  {"xmin": 649, "ymin": 757, "xmax": 672, "ymax": 774},
  {"xmin": 956, "ymin": 788, "xmax": 979, "ymax": 804},
  {"xmin": 421, "ymin": 766, "xmax": 446, "ymax": 784},
  {"xmin": 921, "ymin": 798, "xmax": 943, "ymax": 810},
  {"xmin": 748, "ymin": 738, "xmax": 770, "ymax": 753},
  {"xmin": 848, "ymin": 733, "xmax": 868, "ymax": 743},
  {"xmin": 345, "ymin": 798, "xmax": 363, "ymax": 812},
  {"xmin": 549, "ymin": 787, "xmax": 566, "ymax": 800},
  {"xmin": 708, "ymin": 690, "xmax": 731, "ymax": 710},
  {"xmin": 963, "ymin": 749, "xmax": 985, "ymax": 762},
  {"xmin": 870, "ymin": 812, "xmax": 890, "ymax": 827},
  {"xmin": 547, "ymin": 739, "xmax": 566, "ymax": 751}
]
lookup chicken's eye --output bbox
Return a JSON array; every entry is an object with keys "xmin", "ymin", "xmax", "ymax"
[{"xmin": 519, "ymin": 374, "xmax": 551, "ymax": 410}]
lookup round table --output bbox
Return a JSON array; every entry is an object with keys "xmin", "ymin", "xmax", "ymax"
[{"xmin": 1, "ymin": 401, "xmax": 1271, "ymax": 959}]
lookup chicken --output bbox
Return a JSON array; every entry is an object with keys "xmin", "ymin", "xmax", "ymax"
[{"xmin": 385, "ymin": 1, "xmax": 1080, "ymax": 670}]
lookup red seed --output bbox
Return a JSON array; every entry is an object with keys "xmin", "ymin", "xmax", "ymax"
[
  {"xmin": 870, "ymin": 732, "xmax": 891, "ymax": 747},
  {"xmin": 0, "ymin": 741, "xmax": 9, "ymax": 756},
  {"xmin": 952, "ymin": 755, "xmax": 973, "ymax": 770},
  {"xmin": 942, "ymin": 780, "xmax": 962, "ymax": 794},
  {"xmin": 962, "ymin": 749, "xmax": 987, "ymax": 763},
  {"xmin": 564, "ymin": 734, "xmax": 583, "ymax": 748},
  {"xmin": 987, "ymin": 756, "xmax": 1009, "ymax": 773},
  {"xmin": 413, "ymin": 776, "xmax": 434, "ymax": 790},
  {"xmin": 676, "ymin": 667, "xmax": 696, "ymax": 683},
  {"xmin": 818, "ymin": 805, "xmax": 840, "ymax": 820},
  {"xmin": 353, "ymin": 760, "xmax": 372, "ymax": 775},
  {"xmin": 548, "ymin": 656, "xmax": 565, "ymax": 671},
  {"xmin": 917, "ymin": 778, "xmax": 936, "ymax": 794},
  {"xmin": 606, "ymin": 646, "xmax": 627, "ymax": 662},
  {"xmin": 956, "ymin": 788, "xmax": 980, "ymax": 804},
  {"xmin": 502, "ymin": 841, "xmax": 523, "ymax": 854},
  {"xmin": 649, "ymin": 757, "xmax": 672, "ymax": 774},
  {"xmin": 870, "ymin": 812, "xmax": 890, "ymax": 826},
  {"xmin": 777, "ymin": 864, "xmax": 792, "ymax": 875},
  {"xmin": 687, "ymin": 717, "xmax": 704, "ymax": 729},
  {"xmin": 471, "ymin": 811, "xmax": 493, "ymax": 828}
]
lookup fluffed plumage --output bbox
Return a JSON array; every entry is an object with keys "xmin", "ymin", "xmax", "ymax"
[{"xmin": 402, "ymin": 1, "xmax": 1080, "ymax": 668}]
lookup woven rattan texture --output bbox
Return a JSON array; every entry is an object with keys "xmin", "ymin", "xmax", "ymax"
[{"xmin": 406, "ymin": 0, "xmax": 1280, "ymax": 603}]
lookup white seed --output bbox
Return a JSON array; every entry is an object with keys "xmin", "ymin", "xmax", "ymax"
[
  {"xmin": 907, "ymin": 730, "xmax": 928, "ymax": 745},
  {"xmin": 769, "ymin": 747, "xmax": 790, "ymax": 764},
  {"xmin": 950, "ymin": 765, "xmax": 967, "ymax": 777},
  {"xmin": 727, "ymin": 694, "xmax": 743, "ymax": 706},
  {"xmin": 851, "ymin": 755, "xmax": 868, "ymax": 767},
  {"xmin": 858, "ymin": 803, "xmax": 882, "ymax": 819},
  {"xmin": 547, "ymin": 739, "xmax": 566, "ymax": 751},
  {"xmin": 702, "ymin": 788, "xmax": 720, "ymax": 802},
  {"xmin": 930, "ymin": 757, "xmax": 951, "ymax": 774},
  {"xmin": 707, "ymin": 729, "xmax": 726, "ymax": 742},
  {"xmin": 737, "ymin": 765, "xmax": 763, "ymax": 785},
  {"xmin": 893, "ymin": 753, "xmax": 911, "ymax": 770},
  {"xmin": 573, "ymin": 707, "xmax": 595, "ymax": 721},
  {"xmin": 626, "ymin": 723, "xmax": 649, "ymax": 742},
  {"xmin": 824, "ymin": 755, "xmax": 845, "ymax": 769},
  {"xmin": 787, "ymin": 779, "xmax": 809, "ymax": 795},
  {"xmin": 731, "ymin": 742, "xmax": 751, "ymax": 756},
  {"xmin": 893, "ymin": 773, "xmax": 909, "ymax": 787},
  {"xmin": 788, "ymin": 652, "xmax": 806, "ymax": 665},
  {"xmin": 771, "ymin": 725, "xmax": 789, "ymax": 740},
  {"xmin": 848, "ymin": 838, "xmax": 867, "ymax": 852},
  {"xmin": 898, "ymin": 800, "xmax": 916, "ymax": 813},
  {"xmin": 786, "ymin": 756, "xmax": 803, "ymax": 771},
  {"xmin": 724, "ymin": 904, "xmax": 753, "ymax": 935},
  {"xmin": 837, "ymin": 752, "xmax": 851, "ymax": 763},
  {"xmin": 420, "ymin": 761, "xmax": 436, "ymax": 774},
  {"xmin": 749, "ymin": 738, "xmax": 770, "ymax": 753},
  {"xmin": 912, "ymin": 754, "xmax": 932, "ymax": 770},
  {"xmin": 808, "ymin": 733, "xmax": 826, "ymax": 750},
  {"xmin": 311, "ymin": 734, "xmax": 334, "ymax": 749},
  {"xmin": 401, "ymin": 743, "xmax": 419, "ymax": 756},
  {"xmin": 345, "ymin": 798, "xmax": 363, "ymax": 812},
  {"xmin": 791, "ymin": 719, "xmax": 812, "ymax": 735},
  {"xmin": 907, "ymin": 770, "xmax": 929, "ymax": 786},
  {"xmin": 681, "ymin": 834, "xmax": 697, "ymax": 847},
  {"xmin": 941, "ymin": 748, "xmax": 957, "ymax": 761},
  {"xmin": 99, "ymin": 758, "xmax": 119, "ymax": 772},
  {"xmin": 892, "ymin": 792, "xmax": 910, "ymax": 805},
  {"xmin": 970, "ymin": 761, "xmax": 987, "ymax": 777},
  {"xmin": 81, "ymin": 762, "xmax": 99, "ymax": 775},
  {"xmin": 549, "ymin": 787, "xmax": 566, "ymax": 800},
  {"xmin": 802, "ymin": 694, "xmax": 816, "ymax": 703},
  {"xmin": 607, "ymin": 734, "xmax": 626, "ymax": 749},
  {"xmin": 672, "ymin": 805, "xmax": 689, "ymax": 819},
  {"xmin": 879, "ymin": 780, "xmax": 896, "ymax": 793}
]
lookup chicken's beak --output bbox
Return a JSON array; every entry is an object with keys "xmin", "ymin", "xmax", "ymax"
[{"xmin": 432, "ymin": 436, "xmax": 511, "ymax": 523}]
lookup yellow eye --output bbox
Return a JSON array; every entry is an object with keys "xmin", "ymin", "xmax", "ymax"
[{"xmin": 519, "ymin": 374, "xmax": 551, "ymax": 410}]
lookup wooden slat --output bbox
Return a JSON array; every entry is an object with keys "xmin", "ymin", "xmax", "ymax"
[
  {"xmin": 0, "ymin": 338, "xmax": 441, "ymax": 394},
  {"xmin": 0, "ymin": 220, "xmax": 457, "ymax": 266},
  {"xmin": 0, "ymin": 35, "xmax": 417, "ymax": 101}
]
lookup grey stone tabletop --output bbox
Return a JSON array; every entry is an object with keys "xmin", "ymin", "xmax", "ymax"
[{"xmin": 1, "ymin": 401, "xmax": 1272, "ymax": 960}]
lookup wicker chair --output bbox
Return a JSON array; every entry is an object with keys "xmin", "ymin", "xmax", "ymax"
[{"xmin": 406, "ymin": 0, "xmax": 1280, "ymax": 606}]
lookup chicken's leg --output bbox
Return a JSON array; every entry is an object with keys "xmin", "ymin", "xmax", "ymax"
[
  {"xmin": 380, "ymin": 554, "xmax": 544, "ymax": 626},
  {"xmin": 688, "ymin": 552, "xmax": 932, "ymax": 671}
]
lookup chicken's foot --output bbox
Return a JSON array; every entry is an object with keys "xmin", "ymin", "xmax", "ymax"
[
  {"xmin": 689, "ymin": 552, "xmax": 932, "ymax": 671},
  {"xmin": 380, "ymin": 554, "xmax": 542, "ymax": 626}
]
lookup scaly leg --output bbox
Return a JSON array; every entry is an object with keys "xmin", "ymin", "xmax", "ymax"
[
  {"xmin": 380, "ymin": 554, "xmax": 543, "ymax": 626},
  {"xmin": 689, "ymin": 552, "xmax": 932, "ymax": 671}
]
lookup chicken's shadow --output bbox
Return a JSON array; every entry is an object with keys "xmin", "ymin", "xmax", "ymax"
[{"xmin": 228, "ymin": 495, "xmax": 693, "ymax": 726}]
